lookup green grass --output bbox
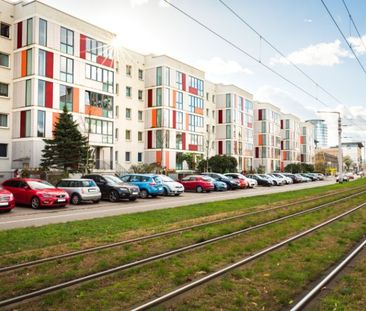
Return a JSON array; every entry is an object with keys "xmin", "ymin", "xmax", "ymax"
[{"xmin": 0, "ymin": 179, "xmax": 365, "ymax": 255}]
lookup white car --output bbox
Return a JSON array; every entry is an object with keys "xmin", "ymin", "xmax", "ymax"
[
  {"xmin": 273, "ymin": 173, "xmax": 293, "ymax": 184},
  {"xmin": 224, "ymin": 173, "xmax": 258, "ymax": 188},
  {"xmin": 158, "ymin": 175, "xmax": 185, "ymax": 196}
]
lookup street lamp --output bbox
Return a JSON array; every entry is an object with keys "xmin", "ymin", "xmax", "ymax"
[{"xmin": 317, "ymin": 111, "xmax": 343, "ymax": 183}]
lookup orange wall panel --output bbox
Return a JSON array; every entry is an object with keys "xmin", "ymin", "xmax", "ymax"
[
  {"xmin": 172, "ymin": 90, "xmax": 176, "ymax": 108},
  {"xmin": 85, "ymin": 105, "xmax": 102, "ymax": 117},
  {"xmin": 194, "ymin": 107, "xmax": 203, "ymax": 115},
  {"xmin": 21, "ymin": 50, "xmax": 27, "ymax": 77},
  {"xmin": 73, "ymin": 88, "xmax": 79, "ymax": 113},
  {"xmin": 165, "ymin": 151, "xmax": 170, "ymax": 169},
  {"xmin": 156, "ymin": 150, "xmax": 162, "ymax": 165},
  {"xmin": 152, "ymin": 109, "xmax": 157, "ymax": 128}
]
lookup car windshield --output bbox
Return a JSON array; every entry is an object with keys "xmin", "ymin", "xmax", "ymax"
[
  {"xmin": 28, "ymin": 180, "xmax": 54, "ymax": 190},
  {"xmin": 104, "ymin": 175, "xmax": 123, "ymax": 185},
  {"xmin": 159, "ymin": 175, "xmax": 174, "ymax": 182},
  {"xmin": 82, "ymin": 180, "xmax": 97, "ymax": 187},
  {"xmin": 260, "ymin": 175, "xmax": 269, "ymax": 179},
  {"xmin": 201, "ymin": 176, "xmax": 212, "ymax": 182}
]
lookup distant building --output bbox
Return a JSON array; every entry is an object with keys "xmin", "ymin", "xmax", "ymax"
[
  {"xmin": 306, "ymin": 119, "xmax": 328, "ymax": 149},
  {"xmin": 314, "ymin": 150, "xmax": 338, "ymax": 174},
  {"xmin": 342, "ymin": 142, "xmax": 364, "ymax": 172}
]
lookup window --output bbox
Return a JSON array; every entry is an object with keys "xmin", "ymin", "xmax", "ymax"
[
  {"xmin": 37, "ymin": 110, "xmax": 45, "ymax": 137},
  {"xmin": 125, "ymin": 152, "xmax": 130, "ymax": 162},
  {"xmin": 125, "ymin": 130, "xmax": 131, "ymax": 140},
  {"xmin": 156, "ymin": 88, "xmax": 162, "ymax": 106},
  {"xmin": 60, "ymin": 56, "xmax": 73, "ymax": 83},
  {"xmin": 176, "ymin": 71, "xmax": 183, "ymax": 90},
  {"xmin": 38, "ymin": 49, "xmax": 46, "ymax": 76},
  {"xmin": 176, "ymin": 111, "xmax": 183, "ymax": 130},
  {"xmin": 226, "ymin": 93, "xmax": 231, "ymax": 108},
  {"xmin": 138, "ymin": 110, "xmax": 143, "ymax": 121},
  {"xmin": 138, "ymin": 90, "xmax": 143, "ymax": 101},
  {"xmin": 85, "ymin": 90, "xmax": 113, "ymax": 118},
  {"xmin": 26, "ymin": 18, "xmax": 33, "ymax": 45},
  {"xmin": 0, "ymin": 144, "xmax": 7, "ymax": 157},
  {"xmin": 126, "ymin": 86, "xmax": 131, "ymax": 97},
  {"xmin": 37, "ymin": 80, "xmax": 45, "ymax": 107},
  {"xmin": 0, "ymin": 83, "xmax": 8, "ymax": 97},
  {"xmin": 26, "ymin": 49, "xmax": 32, "ymax": 75},
  {"xmin": 138, "ymin": 131, "xmax": 143, "ymax": 142},
  {"xmin": 226, "ymin": 109, "xmax": 231, "ymax": 123},
  {"xmin": 85, "ymin": 37, "xmax": 113, "ymax": 62},
  {"xmin": 85, "ymin": 64, "xmax": 114, "ymax": 93},
  {"xmin": 0, "ymin": 114, "xmax": 8, "ymax": 127},
  {"xmin": 226, "ymin": 141, "xmax": 231, "ymax": 155},
  {"xmin": 156, "ymin": 66, "xmax": 162, "ymax": 86},
  {"xmin": 138, "ymin": 152, "xmax": 142, "ymax": 162},
  {"xmin": 126, "ymin": 108, "xmax": 131, "ymax": 119},
  {"xmin": 176, "ymin": 92, "xmax": 183, "ymax": 110},
  {"xmin": 188, "ymin": 76, "xmax": 204, "ymax": 96},
  {"xmin": 60, "ymin": 27, "xmax": 74, "ymax": 55},
  {"xmin": 138, "ymin": 69, "xmax": 143, "ymax": 80},
  {"xmin": 115, "ymin": 128, "xmax": 119, "ymax": 140},
  {"xmin": 226, "ymin": 125, "xmax": 231, "ymax": 139},
  {"xmin": 60, "ymin": 85, "xmax": 73, "ymax": 111},
  {"xmin": 0, "ymin": 53, "xmax": 9, "ymax": 67},
  {"xmin": 23, "ymin": 110, "xmax": 31, "ymax": 137},
  {"xmin": 115, "ymin": 105, "xmax": 119, "ymax": 118},
  {"xmin": 126, "ymin": 65, "xmax": 132, "ymax": 76},
  {"xmin": 25, "ymin": 79, "xmax": 32, "ymax": 106},
  {"xmin": 188, "ymin": 95, "xmax": 203, "ymax": 112},
  {"xmin": 39, "ymin": 19, "xmax": 47, "ymax": 46},
  {"xmin": 115, "ymin": 151, "xmax": 118, "ymax": 163},
  {"xmin": 0, "ymin": 23, "xmax": 10, "ymax": 38}
]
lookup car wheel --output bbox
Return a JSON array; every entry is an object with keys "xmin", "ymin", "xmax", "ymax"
[
  {"xmin": 109, "ymin": 190, "xmax": 119, "ymax": 202},
  {"xmin": 196, "ymin": 186, "xmax": 203, "ymax": 193},
  {"xmin": 140, "ymin": 189, "xmax": 148, "ymax": 199},
  {"xmin": 71, "ymin": 193, "xmax": 81, "ymax": 205},
  {"xmin": 31, "ymin": 196, "xmax": 40, "ymax": 209},
  {"xmin": 129, "ymin": 197, "xmax": 137, "ymax": 201}
]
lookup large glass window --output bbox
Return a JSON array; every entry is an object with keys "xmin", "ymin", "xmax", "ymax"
[
  {"xmin": 60, "ymin": 85, "xmax": 73, "ymax": 111},
  {"xmin": 0, "ymin": 114, "xmax": 8, "ymax": 127},
  {"xmin": 39, "ymin": 19, "xmax": 47, "ymax": 46},
  {"xmin": 37, "ymin": 110, "xmax": 45, "ymax": 137},
  {"xmin": 0, "ymin": 144, "xmax": 7, "ymax": 157},
  {"xmin": 176, "ymin": 71, "xmax": 183, "ymax": 90},
  {"xmin": 60, "ymin": 56, "xmax": 73, "ymax": 83},
  {"xmin": 0, "ymin": 83, "xmax": 8, "ymax": 97},
  {"xmin": 226, "ymin": 141, "xmax": 231, "ymax": 155},
  {"xmin": 226, "ymin": 109, "xmax": 231, "ymax": 123},
  {"xmin": 226, "ymin": 94, "xmax": 231, "ymax": 108},
  {"xmin": 176, "ymin": 92, "xmax": 183, "ymax": 110},
  {"xmin": 26, "ymin": 49, "xmax": 32, "ymax": 75},
  {"xmin": 38, "ymin": 49, "xmax": 46, "ymax": 76},
  {"xmin": 86, "ymin": 65, "xmax": 114, "ymax": 93},
  {"xmin": 156, "ymin": 88, "xmax": 162, "ymax": 106},
  {"xmin": 188, "ymin": 95, "xmax": 203, "ymax": 112},
  {"xmin": 25, "ymin": 79, "xmax": 32, "ymax": 106},
  {"xmin": 0, "ymin": 53, "xmax": 9, "ymax": 67},
  {"xmin": 176, "ymin": 111, "xmax": 183, "ymax": 130},
  {"xmin": 26, "ymin": 18, "xmax": 33, "ymax": 45},
  {"xmin": 0, "ymin": 22, "xmax": 10, "ymax": 38},
  {"xmin": 188, "ymin": 76, "xmax": 204, "ymax": 96},
  {"xmin": 85, "ymin": 118, "xmax": 113, "ymax": 143},
  {"xmin": 85, "ymin": 90, "xmax": 113, "ymax": 118},
  {"xmin": 60, "ymin": 27, "xmax": 74, "ymax": 55},
  {"xmin": 25, "ymin": 110, "xmax": 31, "ymax": 137},
  {"xmin": 226, "ymin": 125, "xmax": 231, "ymax": 139},
  {"xmin": 38, "ymin": 80, "xmax": 45, "ymax": 107},
  {"xmin": 156, "ymin": 66, "xmax": 162, "ymax": 86}
]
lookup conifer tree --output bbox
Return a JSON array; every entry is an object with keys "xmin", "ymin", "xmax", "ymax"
[{"xmin": 41, "ymin": 106, "xmax": 93, "ymax": 174}]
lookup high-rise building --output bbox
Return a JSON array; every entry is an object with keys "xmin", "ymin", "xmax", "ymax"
[{"xmin": 306, "ymin": 119, "xmax": 328, "ymax": 149}]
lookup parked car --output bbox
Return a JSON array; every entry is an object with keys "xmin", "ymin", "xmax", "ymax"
[
  {"xmin": 120, "ymin": 174, "xmax": 164, "ymax": 198},
  {"xmin": 56, "ymin": 178, "xmax": 101, "ymax": 205},
  {"xmin": 266, "ymin": 174, "xmax": 286, "ymax": 186},
  {"xmin": 2, "ymin": 178, "xmax": 69, "ymax": 209},
  {"xmin": 204, "ymin": 176, "xmax": 227, "ymax": 191},
  {"xmin": 336, "ymin": 174, "xmax": 349, "ymax": 182},
  {"xmin": 300, "ymin": 173, "xmax": 318, "ymax": 181},
  {"xmin": 246, "ymin": 174, "xmax": 273, "ymax": 187},
  {"xmin": 82, "ymin": 174, "xmax": 139, "ymax": 202},
  {"xmin": 179, "ymin": 175, "xmax": 215, "ymax": 193},
  {"xmin": 272, "ymin": 173, "xmax": 293, "ymax": 184},
  {"xmin": 260, "ymin": 174, "xmax": 282, "ymax": 186},
  {"xmin": 0, "ymin": 187, "xmax": 15, "ymax": 212},
  {"xmin": 346, "ymin": 173, "xmax": 355, "ymax": 180},
  {"xmin": 157, "ymin": 175, "xmax": 184, "ymax": 196},
  {"xmin": 314, "ymin": 173, "xmax": 325, "ymax": 180},
  {"xmin": 295, "ymin": 174, "xmax": 311, "ymax": 182},
  {"xmin": 201, "ymin": 172, "xmax": 241, "ymax": 189},
  {"xmin": 224, "ymin": 173, "xmax": 257, "ymax": 188},
  {"xmin": 283, "ymin": 173, "xmax": 303, "ymax": 183}
]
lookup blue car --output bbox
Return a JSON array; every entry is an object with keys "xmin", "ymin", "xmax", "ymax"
[
  {"xmin": 120, "ymin": 174, "xmax": 164, "ymax": 199},
  {"xmin": 205, "ymin": 176, "xmax": 227, "ymax": 191}
]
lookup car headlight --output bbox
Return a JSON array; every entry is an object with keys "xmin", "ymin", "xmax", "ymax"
[
  {"xmin": 119, "ymin": 187, "xmax": 129, "ymax": 192},
  {"xmin": 40, "ymin": 193, "xmax": 53, "ymax": 198}
]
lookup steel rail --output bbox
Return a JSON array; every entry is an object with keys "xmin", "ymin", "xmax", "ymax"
[
  {"xmin": 130, "ymin": 202, "xmax": 366, "ymax": 311},
  {"xmin": 0, "ymin": 191, "xmax": 365, "ymax": 308},
  {"xmin": 0, "ymin": 186, "xmax": 362, "ymax": 273},
  {"xmin": 290, "ymin": 237, "xmax": 366, "ymax": 311}
]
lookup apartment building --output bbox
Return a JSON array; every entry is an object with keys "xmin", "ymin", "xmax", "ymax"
[
  {"xmin": 143, "ymin": 55, "xmax": 206, "ymax": 171},
  {"xmin": 280, "ymin": 113, "xmax": 301, "ymax": 170},
  {"xmin": 253, "ymin": 101, "xmax": 281, "ymax": 173},
  {"xmin": 300, "ymin": 122, "xmax": 315, "ymax": 164},
  {"xmin": 0, "ymin": 0, "xmax": 13, "ymax": 179},
  {"xmin": 215, "ymin": 84, "xmax": 254, "ymax": 172},
  {"xmin": 0, "ymin": 0, "xmax": 315, "ymax": 177},
  {"xmin": 9, "ymin": 0, "xmax": 116, "ymax": 171}
]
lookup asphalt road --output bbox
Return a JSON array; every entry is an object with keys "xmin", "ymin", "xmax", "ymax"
[{"xmin": 0, "ymin": 179, "xmax": 336, "ymax": 230}]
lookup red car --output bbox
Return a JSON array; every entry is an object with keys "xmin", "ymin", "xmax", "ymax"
[
  {"xmin": 224, "ymin": 173, "xmax": 249, "ymax": 189},
  {"xmin": 2, "ymin": 178, "xmax": 69, "ymax": 209},
  {"xmin": 179, "ymin": 175, "xmax": 215, "ymax": 193},
  {"xmin": 0, "ymin": 187, "xmax": 15, "ymax": 212}
]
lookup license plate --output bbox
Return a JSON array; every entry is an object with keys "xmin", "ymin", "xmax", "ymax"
[
  {"xmin": 0, "ymin": 202, "xmax": 8, "ymax": 206},
  {"xmin": 57, "ymin": 198, "xmax": 66, "ymax": 202}
]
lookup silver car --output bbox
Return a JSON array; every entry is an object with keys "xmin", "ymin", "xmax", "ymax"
[
  {"xmin": 56, "ymin": 178, "xmax": 101, "ymax": 205},
  {"xmin": 158, "ymin": 175, "xmax": 185, "ymax": 196}
]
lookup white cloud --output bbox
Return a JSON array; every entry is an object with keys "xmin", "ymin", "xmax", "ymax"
[
  {"xmin": 270, "ymin": 39, "xmax": 351, "ymax": 66},
  {"xmin": 304, "ymin": 18, "xmax": 313, "ymax": 23},
  {"xmin": 195, "ymin": 57, "xmax": 253, "ymax": 76},
  {"xmin": 348, "ymin": 34, "xmax": 366, "ymax": 55},
  {"xmin": 254, "ymin": 85, "xmax": 317, "ymax": 120}
]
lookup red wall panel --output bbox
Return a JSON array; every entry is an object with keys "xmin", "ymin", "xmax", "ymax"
[
  {"xmin": 148, "ymin": 89, "xmax": 153, "ymax": 107},
  {"xmin": 147, "ymin": 130, "xmax": 152, "ymax": 149},
  {"xmin": 80, "ymin": 34, "xmax": 86, "ymax": 59},
  {"xmin": 188, "ymin": 144, "xmax": 198, "ymax": 151},
  {"xmin": 46, "ymin": 51, "xmax": 54, "ymax": 78},
  {"xmin": 45, "ymin": 82, "xmax": 53, "ymax": 108},
  {"xmin": 218, "ymin": 141, "xmax": 223, "ymax": 154},
  {"xmin": 17, "ymin": 22, "xmax": 22, "ymax": 49},
  {"xmin": 218, "ymin": 110, "xmax": 223, "ymax": 124},
  {"xmin": 20, "ymin": 111, "xmax": 25, "ymax": 138},
  {"xmin": 182, "ymin": 133, "xmax": 186, "ymax": 150}
]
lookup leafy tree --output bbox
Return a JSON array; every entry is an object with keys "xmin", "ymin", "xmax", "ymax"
[
  {"xmin": 284, "ymin": 163, "xmax": 301, "ymax": 173},
  {"xmin": 197, "ymin": 159, "xmax": 209, "ymax": 173},
  {"xmin": 176, "ymin": 153, "xmax": 196, "ymax": 170},
  {"xmin": 41, "ymin": 106, "xmax": 92, "ymax": 175},
  {"xmin": 256, "ymin": 165, "xmax": 265, "ymax": 174},
  {"xmin": 207, "ymin": 155, "xmax": 238, "ymax": 173},
  {"xmin": 343, "ymin": 155, "xmax": 353, "ymax": 171}
]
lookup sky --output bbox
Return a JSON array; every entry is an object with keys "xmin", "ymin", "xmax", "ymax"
[{"xmin": 39, "ymin": 0, "xmax": 366, "ymax": 146}]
